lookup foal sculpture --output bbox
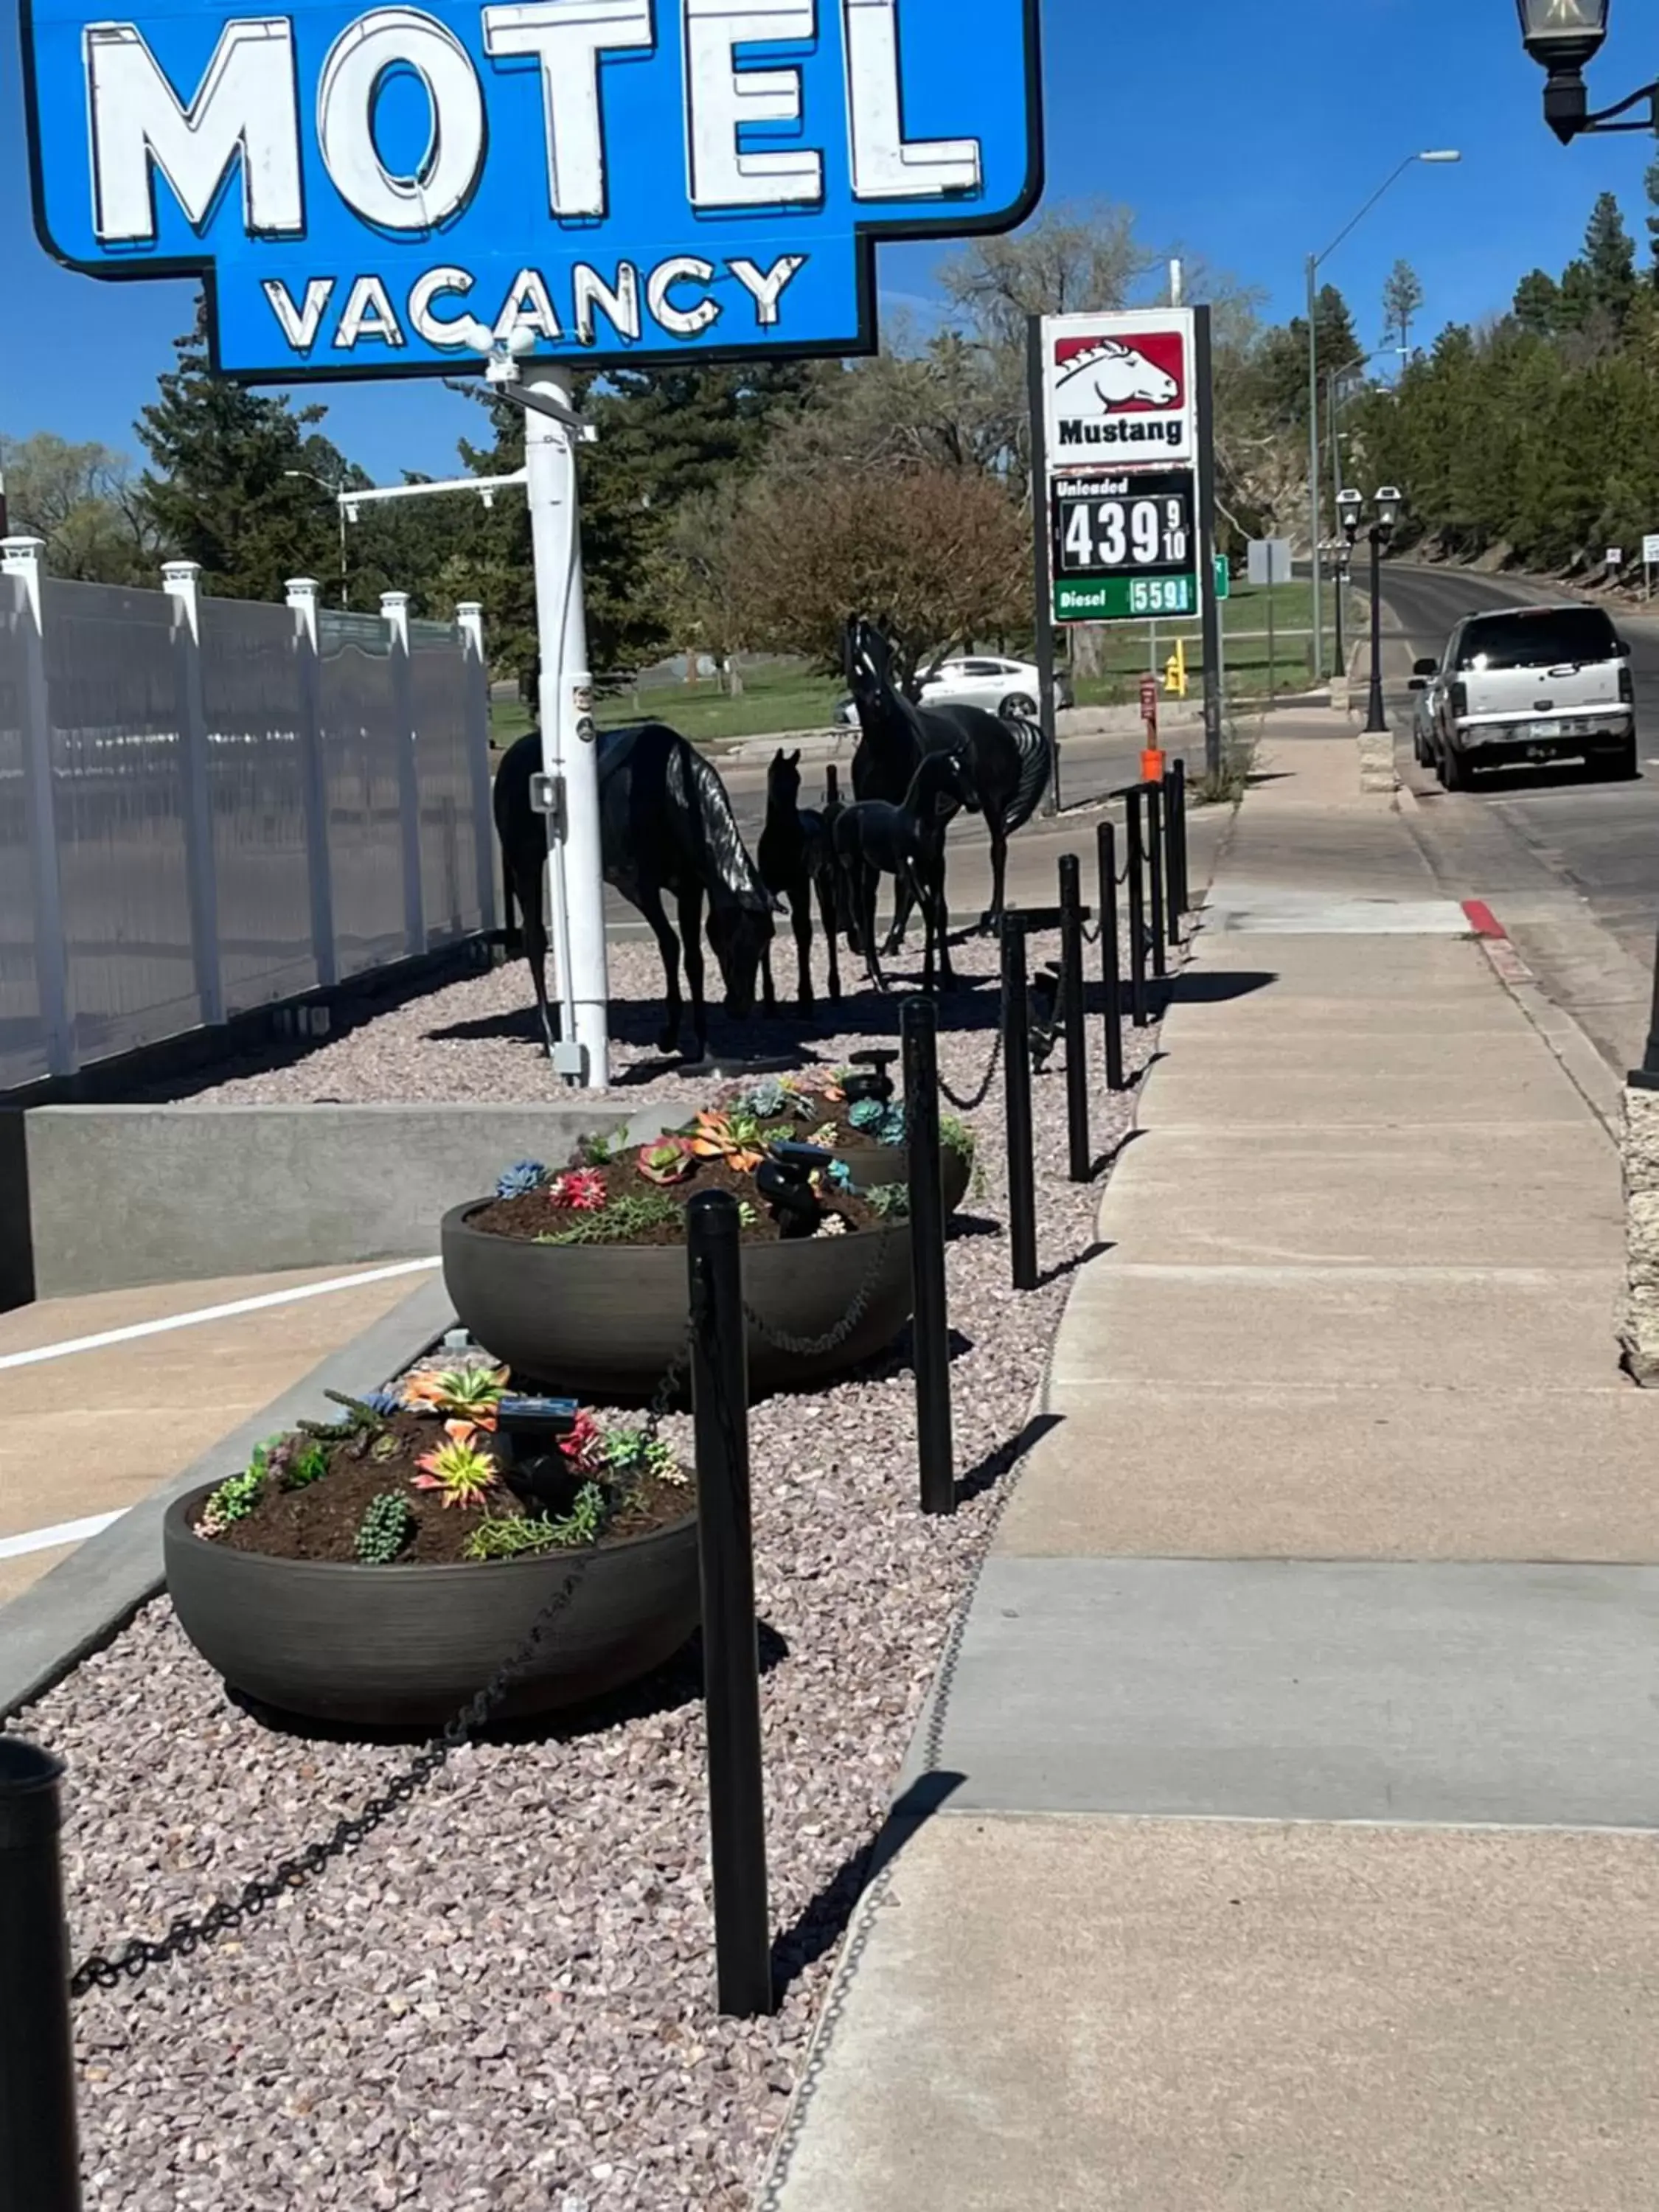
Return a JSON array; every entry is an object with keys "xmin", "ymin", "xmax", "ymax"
[
  {"xmin": 757, "ymin": 747, "xmax": 841, "ymax": 1014},
  {"xmin": 832, "ymin": 748, "xmax": 973, "ymax": 996},
  {"xmin": 846, "ymin": 617, "xmax": 1052, "ymax": 943}
]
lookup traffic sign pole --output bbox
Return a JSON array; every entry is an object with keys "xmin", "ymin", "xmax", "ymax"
[
  {"xmin": 1194, "ymin": 304, "xmax": 1224, "ymax": 781},
  {"xmin": 1027, "ymin": 314, "xmax": 1062, "ymax": 815}
]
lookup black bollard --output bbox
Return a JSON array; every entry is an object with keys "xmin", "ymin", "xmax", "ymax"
[
  {"xmin": 1001, "ymin": 913, "xmax": 1038, "ymax": 1291},
  {"xmin": 1058, "ymin": 855, "xmax": 1091, "ymax": 1183},
  {"xmin": 1145, "ymin": 781, "xmax": 1167, "ymax": 983},
  {"xmin": 0, "ymin": 1738, "xmax": 82, "ymax": 2212},
  {"xmin": 1167, "ymin": 758, "xmax": 1189, "ymax": 925},
  {"xmin": 1125, "ymin": 789, "xmax": 1149, "ymax": 1029},
  {"xmin": 901, "ymin": 998, "xmax": 954, "ymax": 1517},
  {"xmin": 1096, "ymin": 820, "xmax": 1125, "ymax": 1093},
  {"xmin": 686, "ymin": 1192, "xmax": 773, "ymax": 2019},
  {"xmin": 824, "ymin": 762, "xmax": 839, "ymax": 808}
]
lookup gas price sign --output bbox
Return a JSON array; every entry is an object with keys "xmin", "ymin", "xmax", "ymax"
[{"xmin": 1051, "ymin": 467, "xmax": 1197, "ymax": 622}]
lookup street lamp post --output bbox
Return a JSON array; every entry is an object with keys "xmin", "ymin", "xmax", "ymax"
[
  {"xmin": 1515, "ymin": 1, "xmax": 1622, "ymax": 140},
  {"xmin": 1339, "ymin": 486, "xmax": 1402, "ymax": 736},
  {"xmin": 1325, "ymin": 355, "xmax": 1369, "ymax": 676},
  {"xmin": 283, "ymin": 468, "xmax": 350, "ymax": 608},
  {"xmin": 1305, "ymin": 152, "xmax": 1460, "ymax": 684}
]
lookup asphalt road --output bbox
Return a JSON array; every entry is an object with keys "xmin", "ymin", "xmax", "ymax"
[{"xmin": 1376, "ymin": 562, "xmax": 1659, "ymax": 1071}]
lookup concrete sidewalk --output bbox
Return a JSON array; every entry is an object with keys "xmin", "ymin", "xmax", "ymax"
[{"xmin": 762, "ymin": 714, "xmax": 1659, "ymax": 2211}]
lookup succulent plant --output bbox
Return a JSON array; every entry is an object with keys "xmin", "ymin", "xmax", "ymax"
[
  {"xmin": 559, "ymin": 1408, "xmax": 607, "ymax": 1474},
  {"xmin": 357, "ymin": 1388, "xmax": 405, "ymax": 1419},
  {"xmin": 196, "ymin": 1465, "xmax": 265, "ymax": 1539},
  {"xmin": 533, "ymin": 1192, "xmax": 682, "ymax": 1245},
  {"xmin": 282, "ymin": 1439, "xmax": 332, "ymax": 1490},
  {"xmin": 735, "ymin": 1074, "xmax": 791, "ymax": 1119},
  {"xmin": 866, "ymin": 1181, "xmax": 911, "ymax": 1218},
  {"xmin": 355, "ymin": 1492, "xmax": 416, "ymax": 1563},
  {"xmin": 807, "ymin": 1121, "xmax": 840, "ymax": 1148},
  {"xmin": 546, "ymin": 1167, "xmax": 608, "ymax": 1211},
  {"xmin": 848, "ymin": 1096, "xmax": 886, "ymax": 1132},
  {"xmin": 495, "ymin": 1159, "xmax": 547, "ymax": 1200},
  {"xmin": 601, "ymin": 1423, "xmax": 681, "ymax": 1485},
  {"xmin": 412, "ymin": 1422, "xmax": 501, "ymax": 1509},
  {"xmin": 578, "ymin": 1129, "xmax": 620, "ymax": 1166},
  {"xmin": 402, "ymin": 1365, "xmax": 507, "ymax": 1428},
  {"xmin": 636, "ymin": 1136, "xmax": 696, "ymax": 1186},
  {"xmin": 939, "ymin": 1113, "xmax": 976, "ymax": 1158},
  {"xmin": 462, "ymin": 1512, "xmax": 563, "ymax": 1562},
  {"xmin": 686, "ymin": 1110, "xmax": 765, "ymax": 1175}
]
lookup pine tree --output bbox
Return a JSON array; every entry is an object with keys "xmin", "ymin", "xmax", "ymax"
[
  {"xmin": 1582, "ymin": 190, "xmax": 1637, "ymax": 333},
  {"xmin": 136, "ymin": 298, "xmax": 347, "ymax": 600},
  {"xmin": 1646, "ymin": 157, "xmax": 1659, "ymax": 280},
  {"xmin": 1380, "ymin": 260, "xmax": 1426, "ymax": 364},
  {"xmin": 1512, "ymin": 270, "xmax": 1561, "ymax": 338}
]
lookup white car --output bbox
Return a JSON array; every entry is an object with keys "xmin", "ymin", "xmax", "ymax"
[{"xmin": 920, "ymin": 655, "xmax": 1071, "ymax": 719}]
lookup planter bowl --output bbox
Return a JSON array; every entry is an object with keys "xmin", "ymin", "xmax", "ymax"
[
  {"xmin": 441, "ymin": 1202, "xmax": 913, "ymax": 1398},
  {"xmin": 834, "ymin": 1141, "xmax": 973, "ymax": 1216},
  {"xmin": 164, "ymin": 1484, "xmax": 700, "ymax": 1727}
]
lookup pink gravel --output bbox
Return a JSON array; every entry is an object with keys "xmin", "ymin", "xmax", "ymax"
[{"xmin": 19, "ymin": 921, "xmax": 1167, "ymax": 2211}]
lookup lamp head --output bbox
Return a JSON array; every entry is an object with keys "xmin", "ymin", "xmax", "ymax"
[
  {"xmin": 1516, "ymin": 0, "xmax": 1609, "ymax": 140},
  {"xmin": 1336, "ymin": 487, "xmax": 1364, "ymax": 543},
  {"xmin": 1375, "ymin": 485, "xmax": 1404, "ymax": 537}
]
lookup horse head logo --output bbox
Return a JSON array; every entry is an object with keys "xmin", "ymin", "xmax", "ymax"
[{"xmin": 1055, "ymin": 335, "xmax": 1181, "ymax": 415}]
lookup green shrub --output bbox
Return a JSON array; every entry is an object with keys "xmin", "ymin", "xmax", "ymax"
[{"xmin": 939, "ymin": 1114, "xmax": 976, "ymax": 1159}]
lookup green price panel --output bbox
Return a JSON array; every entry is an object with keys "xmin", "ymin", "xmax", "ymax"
[{"xmin": 1054, "ymin": 573, "xmax": 1197, "ymax": 622}]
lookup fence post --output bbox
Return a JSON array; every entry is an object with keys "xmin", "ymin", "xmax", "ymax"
[
  {"xmin": 1145, "ymin": 779, "xmax": 1167, "ymax": 982},
  {"xmin": 1168, "ymin": 757, "xmax": 1190, "ymax": 920},
  {"xmin": 380, "ymin": 591, "xmax": 426, "ymax": 959},
  {"xmin": 1001, "ymin": 913, "xmax": 1038, "ymax": 1291},
  {"xmin": 1, "ymin": 538, "xmax": 73, "ymax": 1078},
  {"xmin": 455, "ymin": 601, "xmax": 498, "ymax": 936},
  {"xmin": 0, "ymin": 1738, "xmax": 82, "ymax": 2212},
  {"xmin": 901, "ymin": 997, "xmax": 954, "ymax": 1517},
  {"xmin": 686, "ymin": 1189, "xmax": 773, "ymax": 2019},
  {"xmin": 286, "ymin": 579, "xmax": 338, "ymax": 991},
  {"xmin": 161, "ymin": 561, "xmax": 226, "ymax": 1029},
  {"xmin": 1125, "ymin": 788, "xmax": 1149, "ymax": 1028},
  {"xmin": 1058, "ymin": 855, "xmax": 1091, "ymax": 1180},
  {"xmin": 1096, "ymin": 819, "xmax": 1125, "ymax": 1093}
]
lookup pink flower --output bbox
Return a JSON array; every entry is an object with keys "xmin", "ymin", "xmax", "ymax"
[
  {"xmin": 559, "ymin": 1409, "xmax": 606, "ymax": 1472},
  {"xmin": 547, "ymin": 1168, "xmax": 608, "ymax": 1211}
]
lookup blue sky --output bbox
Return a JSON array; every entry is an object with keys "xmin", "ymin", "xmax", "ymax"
[{"xmin": 3, "ymin": 0, "xmax": 1657, "ymax": 485}]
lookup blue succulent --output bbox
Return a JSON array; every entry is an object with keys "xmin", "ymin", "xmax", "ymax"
[
  {"xmin": 825, "ymin": 1158, "xmax": 855, "ymax": 1193},
  {"xmin": 848, "ymin": 1097, "xmax": 886, "ymax": 1133},
  {"xmin": 495, "ymin": 1158, "xmax": 547, "ymax": 1200},
  {"xmin": 878, "ymin": 1105, "xmax": 906, "ymax": 1147},
  {"xmin": 358, "ymin": 1388, "xmax": 404, "ymax": 1419}
]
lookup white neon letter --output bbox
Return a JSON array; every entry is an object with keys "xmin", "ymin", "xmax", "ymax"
[
  {"xmin": 647, "ymin": 255, "xmax": 720, "ymax": 336},
  {"xmin": 86, "ymin": 19, "xmax": 302, "ymax": 243},
  {"xmin": 408, "ymin": 265, "xmax": 487, "ymax": 344},
  {"xmin": 334, "ymin": 274, "xmax": 408, "ymax": 346},
  {"xmin": 574, "ymin": 262, "xmax": 642, "ymax": 344},
  {"xmin": 684, "ymin": 0, "xmax": 821, "ymax": 209},
  {"xmin": 318, "ymin": 9, "xmax": 484, "ymax": 231},
  {"xmin": 482, "ymin": 0, "xmax": 654, "ymax": 219},
  {"xmin": 262, "ymin": 276, "xmax": 335, "ymax": 348},
  {"xmin": 495, "ymin": 267, "xmax": 563, "ymax": 342},
  {"xmin": 843, "ymin": 0, "xmax": 979, "ymax": 199},
  {"xmin": 728, "ymin": 253, "xmax": 804, "ymax": 326}
]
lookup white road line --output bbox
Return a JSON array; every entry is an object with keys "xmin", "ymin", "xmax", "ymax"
[
  {"xmin": 0, "ymin": 1257, "xmax": 441, "ymax": 1374},
  {"xmin": 0, "ymin": 1510, "xmax": 125, "ymax": 1562}
]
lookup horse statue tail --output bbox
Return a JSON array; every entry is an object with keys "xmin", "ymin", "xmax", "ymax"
[{"xmin": 1005, "ymin": 717, "xmax": 1054, "ymax": 834}]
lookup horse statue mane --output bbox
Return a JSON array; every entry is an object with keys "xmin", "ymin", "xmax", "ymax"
[{"xmin": 599, "ymin": 722, "xmax": 772, "ymax": 914}]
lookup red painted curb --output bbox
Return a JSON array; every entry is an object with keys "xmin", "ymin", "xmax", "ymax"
[{"xmin": 1461, "ymin": 900, "xmax": 1507, "ymax": 940}]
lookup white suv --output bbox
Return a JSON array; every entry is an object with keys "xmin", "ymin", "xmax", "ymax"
[{"xmin": 1412, "ymin": 603, "xmax": 1637, "ymax": 787}]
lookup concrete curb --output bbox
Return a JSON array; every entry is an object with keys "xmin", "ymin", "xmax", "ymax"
[{"xmin": 0, "ymin": 1273, "xmax": 458, "ymax": 1720}]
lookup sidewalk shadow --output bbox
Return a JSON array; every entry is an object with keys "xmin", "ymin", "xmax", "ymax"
[
  {"xmin": 955, "ymin": 1410, "xmax": 1061, "ymax": 1507},
  {"xmin": 1161, "ymin": 969, "xmax": 1279, "ymax": 1004}
]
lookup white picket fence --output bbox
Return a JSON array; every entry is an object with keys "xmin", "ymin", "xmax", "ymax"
[{"xmin": 0, "ymin": 538, "xmax": 495, "ymax": 1091}]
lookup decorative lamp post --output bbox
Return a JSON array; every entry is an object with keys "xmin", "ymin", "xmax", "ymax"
[
  {"xmin": 1338, "ymin": 487, "xmax": 1400, "ymax": 736},
  {"xmin": 1516, "ymin": 0, "xmax": 1613, "ymax": 139}
]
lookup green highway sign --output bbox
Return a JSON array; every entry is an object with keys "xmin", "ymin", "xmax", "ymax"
[
  {"xmin": 1054, "ymin": 572, "xmax": 1197, "ymax": 622},
  {"xmin": 1214, "ymin": 554, "xmax": 1231, "ymax": 601}
]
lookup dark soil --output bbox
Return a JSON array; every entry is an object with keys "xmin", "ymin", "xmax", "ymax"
[
  {"xmin": 203, "ymin": 1413, "xmax": 692, "ymax": 1566},
  {"xmin": 470, "ymin": 1150, "xmax": 886, "ymax": 1245},
  {"xmin": 713, "ymin": 1087, "xmax": 978, "ymax": 1158}
]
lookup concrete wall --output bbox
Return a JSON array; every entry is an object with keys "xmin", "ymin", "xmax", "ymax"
[{"xmin": 4, "ymin": 1102, "xmax": 687, "ymax": 1301}]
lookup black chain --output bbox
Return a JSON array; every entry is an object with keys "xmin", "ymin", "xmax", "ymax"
[
  {"xmin": 742, "ymin": 1209, "xmax": 905, "ymax": 1359},
  {"xmin": 69, "ymin": 1334, "xmax": 695, "ymax": 2003},
  {"xmin": 938, "ymin": 1024, "xmax": 1002, "ymax": 1113}
]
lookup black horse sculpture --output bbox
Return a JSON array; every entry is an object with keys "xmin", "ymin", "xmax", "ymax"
[
  {"xmin": 832, "ymin": 748, "xmax": 972, "ymax": 996},
  {"xmin": 846, "ymin": 616, "xmax": 1052, "ymax": 942},
  {"xmin": 757, "ymin": 748, "xmax": 841, "ymax": 1014},
  {"xmin": 495, "ymin": 725, "xmax": 775, "ymax": 1062}
]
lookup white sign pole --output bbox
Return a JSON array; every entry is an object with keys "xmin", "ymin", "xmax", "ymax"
[{"xmin": 524, "ymin": 358, "xmax": 609, "ymax": 1090}]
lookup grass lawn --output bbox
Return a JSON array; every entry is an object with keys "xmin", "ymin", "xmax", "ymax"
[
  {"xmin": 1072, "ymin": 581, "xmax": 1370, "ymax": 706},
  {"xmin": 487, "ymin": 664, "xmax": 844, "ymax": 754}
]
